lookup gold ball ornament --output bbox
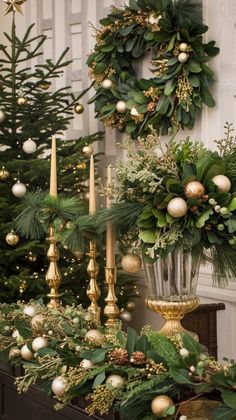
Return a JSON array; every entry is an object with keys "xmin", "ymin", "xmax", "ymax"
[
  {"xmin": 151, "ymin": 395, "xmax": 174, "ymax": 417},
  {"xmin": 77, "ymin": 162, "xmax": 86, "ymax": 170},
  {"xmin": 17, "ymin": 96, "xmax": 28, "ymax": 105},
  {"xmin": 178, "ymin": 52, "xmax": 189, "ymax": 63},
  {"xmin": 5, "ymin": 231, "xmax": 19, "ymax": 246},
  {"xmin": 31, "ymin": 313, "xmax": 45, "ymax": 329},
  {"xmin": 212, "ymin": 175, "xmax": 231, "ymax": 192},
  {"xmin": 119, "ymin": 310, "xmax": 132, "ymax": 323},
  {"xmin": 0, "ymin": 166, "xmax": 10, "ymax": 180},
  {"xmin": 82, "ymin": 145, "xmax": 93, "ymax": 157},
  {"xmin": 51, "ymin": 376, "xmax": 67, "ymax": 397},
  {"xmin": 105, "ymin": 374, "xmax": 124, "ymax": 388},
  {"xmin": 85, "ymin": 329, "xmax": 104, "ymax": 344},
  {"xmin": 32, "ymin": 336, "xmax": 48, "ymax": 352},
  {"xmin": 39, "ymin": 81, "xmax": 51, "ymax": 90},
  {"xmin": 20, "ymin": 344, "xmax": 34, "ymax": 361},
  {"xmin": 121, "ymin": 253, "xmax": 142, "ymax": 273},
  {"xmin": 74, "ymin": 103, "xmax": 84, "ymax": 114},
  {"xmin": 167, "ymin": 197, "xmax": 187, "ymax": 218},
  {"xmin": 184, "ymin": 180, "xmax": 205, "ymax": 199},
  {"xmin": 179, "ymin": 42, "xmax": 188, "ymax": 52},
  {"xmin": 116, "ymin": 100, "xmax": 127, "ymax": 113},
  {"xmin": 126, "ymin": 301, "xmax": 136, "ymax": 312}
]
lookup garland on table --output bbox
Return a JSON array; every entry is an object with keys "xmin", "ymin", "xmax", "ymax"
[
  {"xmin": 0, "ymin": 301, "xmax": 236, "ymax": 420},
  {"xmin": 87, "ymin": 0, "xmax": 219, "ymax": 137}
]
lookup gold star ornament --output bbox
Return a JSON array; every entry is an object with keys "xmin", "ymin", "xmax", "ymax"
[{"xmin": 3, "ymin": 0, "xmax": 28, "ymax": 15}]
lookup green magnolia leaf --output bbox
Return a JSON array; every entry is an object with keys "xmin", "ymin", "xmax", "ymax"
[
  {"xmin": 206, "ymin": 230, "xmax": 223, "ymax": 244},
  {"xmin": 222, "ymin": 390, "xmax": 236, "ymax": 409},
  {"xmin": 136, "ymin": 335, "xmax": 152, "ymax": 354},
  {"xmin": 188, "ymin": 60, "xmax": 202, "ymax": 73},
  {"xmin": 37, "ymin": 347, "xmax": 58, "ymax": 357},
  {"xmin": 91, "ymin": 348, "xmax": 108, "ymax": 363},
  {"xmin": 225, "ymin": 216, "xmax": 236, "ymax": 233},
  {"xmin": 156, "ymin": 95, "xmax": 169, "ymax": 115},
  {"xmin": 182, "ymin": 333, "xmax": 201, "ymax": 357},
  {"xmin": 126, "ymin": 327, "xmax": 138, "ymax": 356},
  {"xmin": 212, "ymin": 407, "xmax": 236, "ymax": 420},
  {"xmin": 211, "ymin": 372, "xmax": 231, "ymax": 387},
  {"xmin": 93, "ymin": 371, "xmax": 106, "ymax": 388},
  {"xmin": 129, "ymin": 0, "xmax": 139, "ymax": 10},
  {"xmin": 228, "ymin": 197, "xmax": 236, "ymax": 212},
  {"xmin": 164, "ymin": 78, "xmax": 176, "ymax": 96},
  {"xmin": 139, "ymin": 230, "xmax": 157, "ymax": 243},
  {"xmin": 152, "ymin": 208, "xmax": 167, "ymax": 227},
  {"xmin": 193, "ymin": 382, "xmax": 214, "ymax": 393},
  {"xmin": 119, "ymin": 23, "xmax": 137, "ymax": 36},
  {"xmin": 14, "ymin": 319, "xmax": 32, "ymax": 339},
  {"xmin": 195, "ymin": 209, "xmax": 213, "ymax": 228},
  {"xmin": 133, "ymin": 91, "xmax": 147, "ymax": 104},
  {"xmin": 189, "ymin": 75, "xmax": 200, "ymax": 87},
  {"xmin": 170, "ymin": 367, "xmax": 192, "ymax": 384}
]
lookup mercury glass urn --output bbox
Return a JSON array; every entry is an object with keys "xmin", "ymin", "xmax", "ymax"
[{"xmin": 144, "ymin": 250, "xmax": 200, "ymax": 336}]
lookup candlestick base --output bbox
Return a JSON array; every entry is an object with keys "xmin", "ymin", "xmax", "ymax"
[
  {"xmin": 104, "ymin": 267, "xmax": 119, "ymax": 328},
  {"xmin": 86, "ymin": 240, "xmax": 101, "ymax": 326},
  {"xmin": 45, "ymin": 226, "xmax": 61, "ymax": 308}
]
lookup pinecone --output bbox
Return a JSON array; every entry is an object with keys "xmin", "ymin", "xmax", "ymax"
[
  {"xmin": 108, "ymin": 348, "xmax": 129, "ymax": 365},
  {"xmin": 130, "ymin": 351, "xmax": 146, "ymax": 365}
]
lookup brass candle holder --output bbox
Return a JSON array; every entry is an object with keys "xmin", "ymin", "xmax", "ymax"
[
  {"xmin": 86, "ymin": 239, "xmax": 101, "ymax": 325},
  {"xmin": 45, "ymin": 226, "xmax": 61, "ymax": 308},
  {"xmin": 104, "ymin": 267, "xmax": 119, "ymax": 327}
]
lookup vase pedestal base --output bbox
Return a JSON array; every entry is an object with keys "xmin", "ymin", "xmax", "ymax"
[{"xmin": 146, "ymin": 297, "xmax": 200, "ymax": 338}]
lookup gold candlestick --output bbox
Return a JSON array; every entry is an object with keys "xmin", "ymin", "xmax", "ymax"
[
  {"xmin": 45, "ymin": 136, "xmax": 61, "ymax": 308},
  {"xmin": 86, "ymin": 149, "xmax": 101, "ymax": 324},
  {"xmin": 104, "ymin": 165, "xmax": 119, "ymax": 327}
]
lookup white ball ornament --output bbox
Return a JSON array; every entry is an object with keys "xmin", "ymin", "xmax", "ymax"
[
  {"xmin": 212, "ymin": 175, "xmax": 231, "ymax": 193},
  {"xmin": 21, "ymin": 344, "xmax": 34, "ymax": 361},
  {"xmin": 116, "ymin": 100, "xmax": 127, "ymax": 113},
  {"xmin": 22, "ymin": 138, "xmax": 37, "ymax": 154},
  {"xmin": 80, "ymin": 359, "xmax": 94, "ymax": 369},
  {"xmin": 0, "ymin": 109, "xmax": 5, "ymax": 122},
  {"xmin": 51, "ymin": 376, "xmax": 67, "ymax": 397},
  {"xmin": 178, "ymin": 52, "xmax": 189, "ymax": 63},
  {"xmin": 179, "ymin": 42, "xmax": 188, "ymax": 52},
  {"xmin": 12, "ymin": 181, "xmax": 27, "ymax": 197},
  {"xmin": 23, "ymin": 305, "xmax": 36, "ymax": 318},
  {"xmin": 31, "ymin": 313, "xmax": 45, "ymax": 329},
  {"xmin": 119, "ymin": 310, "xmax": 132, "ymax": 323},
  {"xmin": 32, "ymin": 337, "xmax": 48, "ymax": 352},
  {"xmin": 105, "ymin": 374, "xmax": 124, "ymax": 388},
  {"xmin": 85, "ymin": 329, "xmax": 103, "ymax": 344},
  {"xmin": 102, "ymin": 78, "xmax": 112, "ymax": 89},
  {"xmin": 167, "ymin": 197, "xmax": 188, "ymax": 218}
]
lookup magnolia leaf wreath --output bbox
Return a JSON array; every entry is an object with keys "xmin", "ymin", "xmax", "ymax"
[{"xmin": 87, "ymin": 0, "xmax": 219, "ymax": 137}]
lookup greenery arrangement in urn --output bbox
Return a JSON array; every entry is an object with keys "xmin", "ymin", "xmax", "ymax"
[
  {"xmin": 0, "ymin": 301, "xmax": 236, "ymax": 420},
  {"xmin": 88, "ymin": 123, "xmax": 236, "ymax": 286},
  {"xmin": 87, "ymin": 0, "xmax": 219, "ymax": 137}
]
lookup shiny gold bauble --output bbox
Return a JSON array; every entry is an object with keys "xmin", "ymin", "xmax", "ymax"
[
  {"xmin": 184, "ymin": 180, "xmax": 205, "ymax": 199},
  {"xmin": 126, "ymin": 301, "xmax": 136, "ymax": 312},
  {"xmin": 39, "ymin": 81, "xmax": 51, "ymax": 90},
  {"xmin": 0, "ymin": 167, "xmax": 10, "ymax": 180},
  {"xmin": 5, "ymin": 231, "xmax": 19, "ymax": 246},
  {"xmin": 85, "ymin": 329, "xmax": 103, "ymax": 344},
  {"xmin": 82, "ymin": 145, "xmax": 93, "ymax": 157},
  {"xmin": 77, "ymin": 162, "xmax": 86, "ymax": 170},
  {"xmin": 74, "ymin": 103, "xmax": 84, "ymax": 114},
  {"xmin": 17, "ymin": 96, "xmax": 28, "ymax": 105},
  {"xmin": 121, "ymin": 253, "xmax": 142, "ymax": 273},
  {"xmin": 167, "ymin": 197, "xmax": 187, "ymax": 218},
  {"xmin": 212, "ymin": 174, "xmax": 231, "ymax": 192},
  {"xmin": 119, "ymin": 310, "xmax": 132, "ymax": 323},
  {"xmin": 151, "ymin": 395, "xmax": 174, "ymax": 417}
]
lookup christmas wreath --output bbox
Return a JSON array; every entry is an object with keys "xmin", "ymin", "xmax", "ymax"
[{"xmin": 87, "ymin": 0, "xmax": 219, "ymax": 137}]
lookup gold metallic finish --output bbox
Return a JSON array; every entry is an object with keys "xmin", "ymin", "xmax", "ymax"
[
  {"xmin": 86, "ymin": 240, "xmax": 101, "ymax": 325},
  {"xmin": 104, "ymin": 267, "xmax": 119, "ymax": 328},
  {"xmin": 145, "ymin": 297, "xmax": 199, "ymax": 337},
  {"xmin": 45, "ymin": 226, "xmax": 61, "ymax": 308}
]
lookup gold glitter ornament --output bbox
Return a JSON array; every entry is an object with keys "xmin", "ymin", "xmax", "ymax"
[
  {"xmin": 3, "ymin": 0, "xmax": 27, "ymax": 15},
  {"xmin": 82, "ymin": 145, "xmax": 93, "ymax": 157},
  {"xmin": 151, "ymin": 395, "xmax": 174, "ymax": 417},
  {"xmin": 77, "ymin": 162, "xmax": 86, "ymax": 170},
  {"xmin": 74, "ymin": 103, "xmax": 84, "ymax": 114},
  {"xmin": 184, "ymin": 180, "xmax": 205, "ymax": 199},
  {"xmin": 0, "ymin": 166, "xmax": 10, "ymax": 180},
  {"xmin": 85, "ymin": 329, "xmax": 104, "ymax": 345},
  {"xmin": 5, "ymin": 231, "xmax": 19, "ymax": 246},
  {"xmin": 121, "ymin": 253, "xmax": 142, "ymax": 273},
  {"xmin": 126, "ymin": 301, "xmax": 135, "ymax": 311},
  {"xmin": 39, "ymin": 81, "xmax": 51, "ymax": 90},
  {"xmin": 212, "ymin": 174, "xmax": 231, "ymax": 193},
  {"xmin": 17, "ymin": 96, "xmax": 28, "ymax": 105},
  {"xmin": 179, "ymin": 42, "xmax": 188, "ymax": 52}
]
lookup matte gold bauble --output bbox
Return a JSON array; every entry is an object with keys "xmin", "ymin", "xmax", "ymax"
[
  {"xmin": 0, "ymin": 167, "xmax": 9, "ymax": 180},
  {"xmin": 32, "ymin": 336, "xmax": 48, "ymax": 352},
  {"xmin": 151, "ymin": 395, "xmax": 174, "ymax": 416},
  {"xmin": 126, "ymin": 301, "xmax": 136, "ymax": 312},
  {"xmin": 5, "ymin": 231, "xmax": 19, "ymax": 246},
  {"xmin": 178, "ymin": 52, "xmax": 189, "ymax": 63},
  {"xmin": 74, "ymin": 103, "xmax": 84, "ymax": 114},
  {"xmin": 167, "ymin": 197, "xmax": 187, "ymax": 218},
  {"xmin": 179, "ymin": 42, "xmax": 188, "ymax": 52},
  {"xmin": 105, "ymin": 374, "xmax": 124, "ymax": 388},
  {"xmin": 212, "ymin": 174, "xmax": 231, "ymax": 192},
  {"xmin": 17, "ymin": 96, "xmax": 28, "ymax": 105},
  {"xmin": 121, "ymin": 253, "xmax": 142, "ymax": 273},
  {"xmin": 20, "ymin": 344, "xmax": 34, "ymax": 361},
  {"xmin": 31, "ymin": 313, "xmax": 45, "ymax": 329},
  {"xmin": 184, "ymin": 180, "xmax": 205, "ymax": 199},
  {"xmin": 51, "ymin": 376, "xmax": 67, "ymax": 397},
  {"xmin": 85, "ymin": 329, "xmax": 103, "ymax": 344},
  {"xmin": 82, "ymin": 145, "xmax": 93, "ymax": 157},
  {"xmin": 119, "ymin": 310, "xmax": 132, "ymax": 323},
  {"xmin": 39, "ymin": 81, "xmax": 51, "ymax": 90}
]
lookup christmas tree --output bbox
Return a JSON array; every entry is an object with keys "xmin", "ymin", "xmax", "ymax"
[{"xmin": 0, "ymin": 5, "xmax": 138, "ymax": 312}]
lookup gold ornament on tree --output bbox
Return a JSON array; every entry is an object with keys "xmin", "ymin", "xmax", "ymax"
[
  {"xmin": 3, "ymin": 0, "xmax": 28, "ymax": 15},
  {"xmin": 121, "ymin": 253, "xmax": 142, "ymax": 273},
  {"xmin": 82, "ymin": 144, "xmax": 93, "ymax": 157},
  {"xmin": 0, "ymin": 166, "xmax": 10, "ymax": 180},
  {"xmin": 5, "ymin": 231, "xmax": 19, "ymax": 246},
  {"xmin": 74, "ymin": 103, "xmax": 84, "ymax": 114},
  {"xmin": 184, "ymin": 180, "xmax": 205, "ymax": 199},
  {"xmin": 151, "ymin": 395, "xmax": 174, "ymax": 417},
  {"xmin": 39, "ymin": 81, "xmax": 51, "ymax": 90},
  {"xmin": 17, "ymin": 96, "xmax": 28, "ymax": 105},
  {"xmin": 167, "ymin": 197, "xmax": 187, "ymax": 218},
  {"xmin": 212, "ymin": 174, "xmax": 231, "ymax": 192}
]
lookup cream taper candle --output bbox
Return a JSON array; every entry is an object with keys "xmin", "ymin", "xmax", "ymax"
[
  {"xmin": 106, "ymin": 165, "xmax": 115, "ymax": 268},
  {"xmin": 89, "ymin": 154, "xmax": 96, "ymax": 214},
  {"xmin": 50, "ymin": 136, "xmax": 57, "ymax": 198}
]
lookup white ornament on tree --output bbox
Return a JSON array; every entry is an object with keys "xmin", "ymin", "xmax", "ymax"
[
  {"xmin": 22, "ymin": 138, "xmax": 37, "ymax": 154},
  {"xmin": 105, "ymin": 374, "xmax": 124, "ymax": 388},
  {"xmin": 80, "ymin": 359, "xmax": 94, "ymax": 369},
  {"xmin": 116, "ymin": 100, "xmax": 127, "ymax": 113},
  {"xmin": 21, "ymin": 344, "xmax": 34, "ymax": 361},
  {"xmin": 0, "ymin": 109, "xmax": 5, "ymax": 122},
  {"xmin": 12, "ymin": 180, "xmax": 26, "ymax": 197},
  {"xmin": 167, "ymin": 197, "xmax": 188, "ymax": 218},
  {"xmin": 51, "ymin": 376, "xmax": 67, "ymax": 397},
  {"xmin": 212, "ymin": 174, "xmax": 231, "ymax": 192},
  {"xmin": 102, "ymin": 79, "xmax": 112, "ymax": 89},
  {"xmin": 179, "ymin": 42, "xmax": 188, "ymax": 52},
  {"xmin": 178, "ymin": 52, "xmax": 189, "ymax": 63},
  {"xmin": 23, "ymin": 305, "xmax": 36, "ymax": 318},
  {"xmin": 32, "ymin": 337, "xmax": 48, "ymax": 352}
]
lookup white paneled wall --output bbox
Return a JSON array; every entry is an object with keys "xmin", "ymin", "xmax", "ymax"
[{"xmin": 0, "ymin": 0, "xmax": 236, "ymax": 359}]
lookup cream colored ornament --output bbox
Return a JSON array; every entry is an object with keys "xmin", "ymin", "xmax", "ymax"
[
  {"xmin": 51, "ymin": 376, "xmax": 67, "ymax": 397},
  {"xmin": 178, "ymin": 52, "xmax": 189, "ymax": 63},
  {"xmin": 9, "ymin": 347, "xmax": 21, "ymax": 359},
  {"xmin": 184, "ymin": 180, "xmax": 205, "ymax": 199},
  {"xmin": 0, "ymin": 109, "xmax": 5, "ymax": 122},
  {"xmin": 12, "ymin": 180, "xmax": 26, "ymax": 197},
  {"xmin": 20, "ymin": 344, "xmax": 34, "ymax": 361},
  {"xmin": 5, "ymin": 231, "xmax": 19, "ymax": 246},
  {"xmin": 167, "ymin": 197, "xmax": 187, "ymax": 218},
  {"xmin": 212, "ymin": 175, "xmax": 231, "ymax": 192},
  {"xmin": 31, "ymin": 313, "xmax": 45, "ymax": 329},
  {"xmin": 23, "ymin": 305, "xmax": 36, "ymax": 318},
  {"xmin": 179, "ymin": 42, "xmax": 188, "ymax": 52},
  {"xmin": 85, "ymin": 329, "xmax": 103, "ymax": 344},
  {"xmin": 32, "ymin": 336, "xmax": 48, "ymax": 352},
  {"xmin": 121, "ymin": 253, "xmax": 142, "ymax": 273},
  {"xmin": 102, "ymin": 79, "xmax": 112, "ymax": 89},
  {"xmin": 22, "ymin": 138, "xmax": 37, "ymax": 154},
  {"xmin": 17, "ymin": 96, "xmax": 28, "ymax": 105},
  {"xmin": 151, "ymin": 395, "xmax": 174, "ymax": 416},
  {"xmin": 116, "ymin": 100, "xmax": 127, "ymax": 113},
  {"xmin": 105, "ymin": 374, "xmax": 124, "ymax": 388},
  {"xmin": 82, "ymin": 145, "xmax": 93, "ymax": 157},
  {"xmin": 119, "ymin": 310, "xmax": 132, "ymax": 323},
  {"xmin": 80, "ymin": 359, "xmax": 94, "ymax": 369}
]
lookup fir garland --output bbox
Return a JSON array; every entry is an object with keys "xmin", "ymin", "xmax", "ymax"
[{"xmin": 87, "ymin": 0, "xmax": 219, "ymax": 137}]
